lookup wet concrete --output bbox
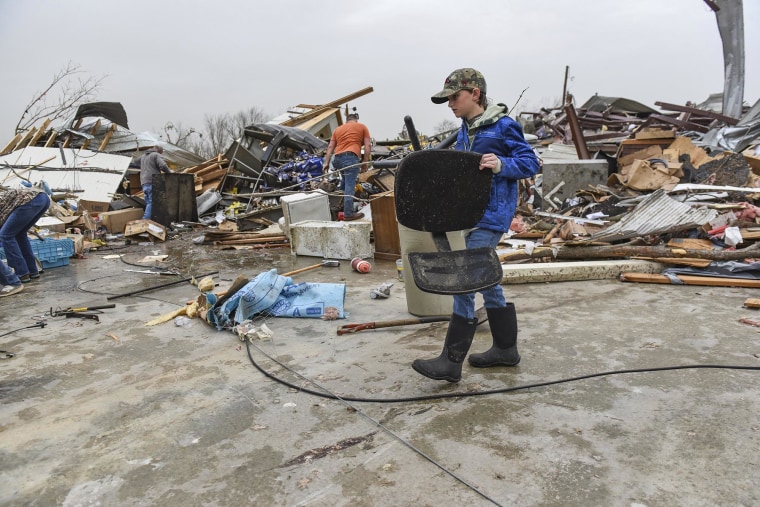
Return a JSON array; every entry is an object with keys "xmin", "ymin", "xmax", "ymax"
[{"xmin": 1, "ymin": 232, "xmax": 760, "ymax": 506}]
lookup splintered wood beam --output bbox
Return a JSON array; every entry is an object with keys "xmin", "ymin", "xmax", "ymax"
[
  {"xmin": 620, "ymin": 272, "xmax": 760, "ymax": 288},
  {"xmin": 654, "ymin": 101, "xmax": 738, "ymax": 125},
  {"xmin": 16, "ymin": 127, "xmax": 37, "ymax": 149},
  {"xmin": 44, "ymin": 129, "xmax": 58, "ymax": 147},
  {"xmin": 0, "ymin": 133, "xmax": 22, "ymax": 155},
  {"xmin": 563, "ymin": 103, "xmax": 590, "ymax": 159},
  {"xmin": 62, "ymin": 118, "xmax": 83, "ymax": 148},
  {"xmin": 281, "ymin": 87, "xmax": 374, "ymax": 127},
  {"xmin": 28, "ymin": 119, "xmax": 51, "ymax": 146},
  {"xmin": 498, "ymin": 241, "xmax": 760, "ymax": 263},
  {"xmin": 81, "ymin": 119, "xmax": 101, "ymax": 150},
  {"xmin": 98, "ymin": 123, "xmax": 118, "ymax": 151}
]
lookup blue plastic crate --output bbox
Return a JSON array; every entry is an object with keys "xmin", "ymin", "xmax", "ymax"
[
  {"xmin": 30, "ymin": 238, "xmax": 74, "ymax": 268},
  {"xmin": 0, "ymin": 237, "xmax": 74, "ymax": 269}
]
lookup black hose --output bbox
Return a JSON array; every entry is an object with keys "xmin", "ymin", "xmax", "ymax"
[{"xmin": 246, "ymin": 338, "xmax": 760, "ymax": 403}]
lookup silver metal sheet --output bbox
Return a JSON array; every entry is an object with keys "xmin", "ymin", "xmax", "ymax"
[
  {"xmin": 585, "ymin": 189, "xmax": 718, "ymax": 243},
  {"xmin": 0, "ymin": 146, "xmax": 131, "ymax": 202}
]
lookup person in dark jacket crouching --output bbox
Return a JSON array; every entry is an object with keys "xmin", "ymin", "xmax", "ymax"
[{"xmin": 412, "ymin": 68, "xmax": 541, "ymax": 383}]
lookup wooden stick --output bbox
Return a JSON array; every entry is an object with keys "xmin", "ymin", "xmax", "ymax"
[
  {"xmin": 499, "ymin": 241, "xmax": 760, "ymax": 263},
  {"xmin": 619, "ymin": 272, "xmax": 760, "ymax": 288}
]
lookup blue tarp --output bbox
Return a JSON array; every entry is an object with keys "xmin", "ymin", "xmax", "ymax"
[{"xmin": 206, "ymin": 269, "xmax": 346, "ymax": 330}]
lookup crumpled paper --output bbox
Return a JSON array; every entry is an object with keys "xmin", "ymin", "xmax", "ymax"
[{"xmin": 370, "ymin": 282, "xmax": 394, "ymax": 299}]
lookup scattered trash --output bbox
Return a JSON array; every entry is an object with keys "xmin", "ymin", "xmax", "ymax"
[
  {"xmin": 234, "ymin": 320, "xmax": 274, "ymax": 341},
  {"xmin": 351, "ymin": 257, "xmax": 371, "ymax": 273},
  {"xmin": 174, "ymin": 316, "xmax": 193, "ymax": 328},
  {"xmin": 370, "ymin": 282, "xmax": 394, "ymax": 299}
]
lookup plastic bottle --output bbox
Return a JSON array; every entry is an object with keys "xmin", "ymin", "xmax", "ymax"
[{"xmin": 351, "ymin": 257, "xmax": 371, "ymax": 273}]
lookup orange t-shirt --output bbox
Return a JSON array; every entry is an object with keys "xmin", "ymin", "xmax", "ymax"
[{"xmin": 331, "ymin": 122, "xmax": 370, "ymax": 157}]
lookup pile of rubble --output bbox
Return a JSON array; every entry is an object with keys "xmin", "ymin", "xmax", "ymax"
[
  {"xmin": 1, "ymin": 86, "xmax": 760, "ymax": 291},
  {"xmin": 502, "ymin": 93, "xmax": 760, "ymax": 289}
]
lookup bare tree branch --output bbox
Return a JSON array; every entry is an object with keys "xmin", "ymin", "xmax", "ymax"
[{"xmin": 15, "ymin": 61, "xmax": 107, "ymax": 134}]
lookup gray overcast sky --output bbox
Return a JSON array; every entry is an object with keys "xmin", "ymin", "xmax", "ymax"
[{"xmin": 1, "ymin": 0, "xmax": 758, "ymax": 143}]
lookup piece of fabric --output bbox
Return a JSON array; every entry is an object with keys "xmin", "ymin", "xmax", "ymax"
[
  {"xmin": 456, "ymin": 104, "xmax": 541, "ymax": 233},
  {"xmin": 0, "ymin": 188, "xmax": 42, "ymax": 224},
  {"xmin": 268, "ymin": 282, "xmax": 347, "ymax": 318}
]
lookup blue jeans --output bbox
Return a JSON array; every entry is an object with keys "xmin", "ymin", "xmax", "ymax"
[
  {"xmin": 0, "ymin": 192, "xmax": 50, "ymax": 278},
  {"xmin": 0, "ymin": 258, "xmax": 20, "ymax": 286},
  {"xmin": 333, "ymin": 152, "xmax": 360, "ymax": 216},
  {"xmin": 141, "ymin": 184, "xmax": 153, "ymax": 219},
  {"xmin": 452, "ymin": 227, "xmax": 506, "ymax": 319}
]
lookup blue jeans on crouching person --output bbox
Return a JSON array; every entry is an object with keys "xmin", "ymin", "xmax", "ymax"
[
  {"xmin": 0, "ymin": 258, "xmax": 21, "ymax": 286},
  {"xmin": 0, "ymin": 192, "xmax": 50, "ymax": 279}
]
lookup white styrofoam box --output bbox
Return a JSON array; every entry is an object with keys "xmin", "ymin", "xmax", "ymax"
[
  {"xmin": 290, "ymin": 220, "xmax": 373, "ymax": 260},
  {"xmin": 280, "ymin": 190, "xmax": 331, "ymax": 227}
]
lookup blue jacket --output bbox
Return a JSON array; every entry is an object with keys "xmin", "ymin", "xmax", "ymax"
[{"xmin": 456, "ymin": 104, "xmax": 540, "ymax": 232}]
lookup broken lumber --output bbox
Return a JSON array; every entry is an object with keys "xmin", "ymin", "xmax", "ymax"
[
  {"xmin": 502, "ymin": 259, "xmax": 664, "ymax": 284},
  {"xmin": 619, "ymin": 272, "xmax": 760, "ymax": 288},
  {"xmin": 499, "ymin": 242, "xmax": 760, "ymax": 263}
]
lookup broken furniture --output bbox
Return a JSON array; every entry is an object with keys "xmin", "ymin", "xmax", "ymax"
[{"xmin": 395, "ymin": 149, "xmax": 502, "ymax": 295}]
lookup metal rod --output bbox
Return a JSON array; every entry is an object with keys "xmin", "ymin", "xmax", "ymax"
[{"xmin": 106, "ymin": 271, "xmax": 219, "ymax": 301}]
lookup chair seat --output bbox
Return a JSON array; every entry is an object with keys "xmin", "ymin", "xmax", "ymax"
[
  {"xmin": 395, "ymin": 150, "xmax": 491, "ymax": 232},
  {"xmin": 394, "ymin": 150, "xmax": 503, "ymax": 295},
  {"xmin": 408, "ymin": 248, "xmax": 503, "ymax": 295}
]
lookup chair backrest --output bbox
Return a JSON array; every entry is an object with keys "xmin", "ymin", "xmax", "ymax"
[{"xmin": 394, "ymin": 150, "xmax": 491, "ymax": 233}]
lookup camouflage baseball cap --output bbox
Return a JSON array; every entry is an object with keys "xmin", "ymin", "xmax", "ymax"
[{"xmin": 431, "ymin": 68, "xmax": 487, "ymax": 104}]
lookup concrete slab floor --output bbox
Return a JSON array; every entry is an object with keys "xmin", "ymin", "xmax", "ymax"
[{"xmin": 1, "ymin": 235, "xmax": 760, "ymax": 506}]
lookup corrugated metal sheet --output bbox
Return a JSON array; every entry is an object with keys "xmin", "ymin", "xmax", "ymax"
[
  {"xmin": 586, "ymin": 189, "xmax": 718, "ymax": 243},
  {"xmin": 0, "ymin": 146, "xmax": 131, "ymax": 202}
]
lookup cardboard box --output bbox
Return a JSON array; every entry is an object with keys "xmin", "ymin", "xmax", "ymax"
[
  {"xmin": 100, "ymin": 208, "xmax": 144, "ymax": 234},
  {"xmin": 35, "ymin": 216, "xmax": 66, "ymax": 233},
  {"xmin": 742, "ymin": 145, "xmax": 760, "ymax": 174},
  {"xmin": 124, "ymin": 220, "xmax": 166, "ymax": 241},
  {"xmin": 78, "ymin": 199, "xmax": 111, "ymax": 214},
  {"xmin": 55, "ymin": 233, "xmax": 85, "ymax": 255}
]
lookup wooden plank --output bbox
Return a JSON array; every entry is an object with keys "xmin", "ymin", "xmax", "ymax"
[
  {"xmin": 44, "ymin": 129, "xmax": 58, "ymax": 147},
  {"xmin": 620, "ymin": 272, "xmax": 760, "ymax": 288},
  {"xmin": 98, "ymin": 123, "xmax": 117, "ymax": 151},
  {"xmin": 501, "ymin": 259, "xmax": 664, "ymax": 284},
  {"xmin": 281, "ymin": 87, "xmax": 374, "ymax": 127},
  {"xmin": 655, "ymin": 101, "xmax": 739, "ymax": 126},
  {"xmin": 81, "ymin": 119, "xmax": 101, "ymax": 150},
  {"xmin": 28, "ymin": 119, "xmax": 51, "ymax": 146},
  {"xmin": 743, "ymin": 298, "xmax": 760, "ymax": 309},
  {"xmin": 0, "ymin": 133, "xmax": 22, "ymax": 155},
  {"xmin": 62, "ymin": 118, "xmax": 83, "ymax": 148},
  {"xmin": 16, "ymin": 127, "xmax": 37, "ymax": 149}
]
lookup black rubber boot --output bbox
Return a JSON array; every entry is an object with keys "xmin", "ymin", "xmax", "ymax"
[
  {"xmin": 468, "ymin": 304, "xmax": 521, "ymax": 368},
  {"xmin": 412, "ymin": 313, "xmax": 477, "ymax": 383}
]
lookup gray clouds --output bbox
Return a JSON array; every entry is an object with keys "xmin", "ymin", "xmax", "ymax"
[{"xmin": 0, "ymin": 0, "xmax": 757, "ymax": 142}]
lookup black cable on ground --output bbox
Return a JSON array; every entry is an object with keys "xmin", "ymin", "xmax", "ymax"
[
  {"xmin": 245, "ymin": 339, "xmax": 760, "ymax": 403},
  {"xmin": 0, "ymin": 321, "xmax": 47, "ymax": 338}
]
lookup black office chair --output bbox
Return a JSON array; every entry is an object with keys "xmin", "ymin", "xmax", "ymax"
[{"xmin": 394, "ymin": 149, "xmax": 503, "ymax": 295}]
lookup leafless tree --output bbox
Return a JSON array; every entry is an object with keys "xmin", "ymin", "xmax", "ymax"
[
  {"xmin": 15, "ymin": 61, "xmax": 106, "ymax": 134},
  {"xmin": 433, "ymin": 119, "xmax": 458, "ymax": 136},
  {"xmin": 188, "ymin": 106, "xmax": 270, "ymax": 159},
  {"xmin": 162, "ymin": 121, "xmax": 199, "ymax": 150}
]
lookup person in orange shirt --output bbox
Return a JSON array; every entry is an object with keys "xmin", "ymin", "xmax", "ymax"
[{"xmin": 322, "ymin": 113, "xmax": 372, "ymax": 221}]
